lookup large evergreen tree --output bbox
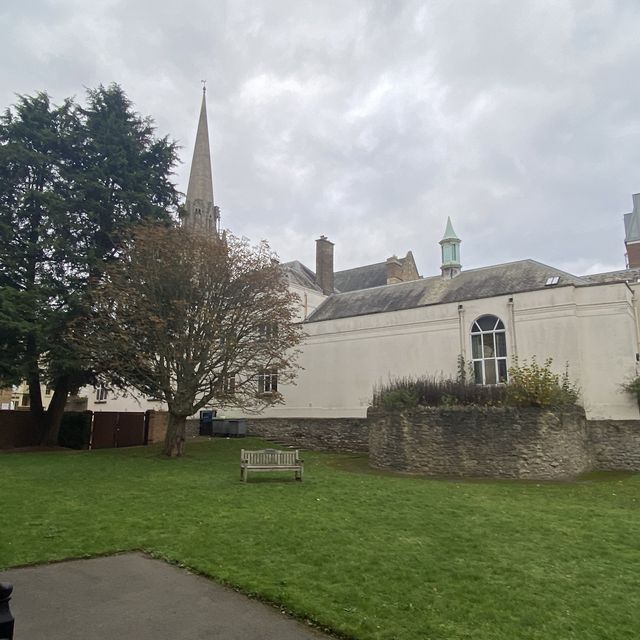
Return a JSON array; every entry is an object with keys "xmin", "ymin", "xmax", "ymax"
[{"xmin": 0, "ymin": 84, "xmax": 179, "ymax": 445}]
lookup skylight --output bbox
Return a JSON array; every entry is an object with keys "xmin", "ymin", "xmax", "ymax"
[{"xmin": 545, "ymin": 276, "xmax": 560, "ymax": 286}]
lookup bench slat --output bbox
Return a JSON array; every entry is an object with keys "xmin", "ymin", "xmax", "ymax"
[{"xmin": 240, "ymin": 448, "xmax": 304, "ymax": 482}]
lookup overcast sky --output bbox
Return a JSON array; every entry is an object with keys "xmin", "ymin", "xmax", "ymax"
[{"xmin": 2, "ymin": 0, "xmax": 640, "ymax": 276}]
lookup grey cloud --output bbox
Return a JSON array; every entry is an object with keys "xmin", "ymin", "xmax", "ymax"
[{"xmin": 1, "ymin": 0, "xmax": 639, "ymax": 276}]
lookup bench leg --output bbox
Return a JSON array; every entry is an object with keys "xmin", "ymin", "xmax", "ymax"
[{"xmin": 241, "ymin": 466, "xmax": 247, "ymax": 483}]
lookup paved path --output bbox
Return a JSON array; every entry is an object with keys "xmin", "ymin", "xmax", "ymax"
[{"xmin": 0, "ymin": 553, "xmax": 332, "ymax": 640}]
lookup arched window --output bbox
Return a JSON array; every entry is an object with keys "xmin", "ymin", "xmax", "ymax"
[{"xmin": 471, "ymin": 315, "xmax": 507, "ymax": 385}]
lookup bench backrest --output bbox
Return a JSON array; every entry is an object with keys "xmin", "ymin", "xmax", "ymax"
[{"xmin": 241, "ymin": 449, "xmax": 299, "ymax": 465}]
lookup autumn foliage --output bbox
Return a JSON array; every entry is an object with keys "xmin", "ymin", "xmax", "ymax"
[{"xmin": 84, "ymin": 225, "xmax": 303, "ymax": 456}]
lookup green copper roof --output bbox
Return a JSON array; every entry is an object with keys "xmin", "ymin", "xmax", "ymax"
[{"xmin": 440, "ymin": 216, "xmax": 460, "ymax": 242}]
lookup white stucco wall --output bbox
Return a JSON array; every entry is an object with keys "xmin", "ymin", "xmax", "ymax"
[
  {"xmin": 253, "ymin": 281, "xmax": 640, "ymax": 420},
  {"xmin": 289, "ymin": 283, "xmax": 327, "ymax": 321},
  {"xmin": 82, "ymin": 279, "xmax": 640, "ymax": 422},
  {"xmin": 82, "ymin": 387, "xmax": 165, "ymax": 414}
]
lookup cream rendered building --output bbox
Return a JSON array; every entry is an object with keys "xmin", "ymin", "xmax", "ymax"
[
  {"xmin": 270, "ymin": 241, "xmax": 640, "ymax": 421},
  {"xmin": 84, "ymin": 89, "xmax": 640, "ymax": 423}
]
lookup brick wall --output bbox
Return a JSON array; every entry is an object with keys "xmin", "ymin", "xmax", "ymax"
[
  {"xmin": 246, "ymin": 417, "xmax": 369, "ymax": 453},
  {"xmin": 626, "ymin": 241, "xmax": 640, "ymax": 269},
  {"xmin": 146, "ymin": 411, "xmax": 169, "ymax": 444}
]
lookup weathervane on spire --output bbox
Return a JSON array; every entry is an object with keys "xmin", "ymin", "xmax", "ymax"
[{"xmin": 201, "ymin": 79, "xmax": 207, "ymax": 94}]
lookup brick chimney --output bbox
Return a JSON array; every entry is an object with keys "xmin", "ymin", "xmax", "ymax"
[
  {"xmin": 386, "ymin": 256, "xmax": 403, "ymax": 284},
  {"xmin": 625, "ymin": 193, "xmax": 640, "ymax": 268},
  {"xmin": 315, "ymin": 235, "xmax": 334, "ymax": 295}
]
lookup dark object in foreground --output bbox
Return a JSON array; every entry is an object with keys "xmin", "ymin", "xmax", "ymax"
[
  {"xmin": 240, "ymin": 448, "xmax": 303, "ymax": 482},
  {"xmin": 212, "ymin": 419, "xmax": 247, "ymax": 437},
  {"xmin": 199, "ymin": 415, "xmax": 246, "ymax": 437},
  {"xmin": 0, "ymin": 583, "xmax": 14, "ymax": 640}
]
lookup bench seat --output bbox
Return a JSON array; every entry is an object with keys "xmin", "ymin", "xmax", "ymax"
[{"xmin": 240, "ymin": 448, "xmax": 304, "ymax": 482}]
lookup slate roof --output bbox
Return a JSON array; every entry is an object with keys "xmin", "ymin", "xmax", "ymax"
[
  {"xmin": 284, "ymin": 257, "xmax": 413, "ymax": 294},
  {"xmin": 581, "ymin": 267, "xmax": 640, "ymax": 284},
  {"xmin": 333, "ymin": 261, "xmax": 389, "ymax": 292},
  {"xmin": 281, "ymin": 260, "xmax": 322, "ymax": 292},
  {"xmin": 306, "ymin": 259, "xmax": 589, "ymax": 323}
]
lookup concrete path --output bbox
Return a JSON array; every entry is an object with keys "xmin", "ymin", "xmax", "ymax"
[{"xmin": 0, "ymin": 553, "xmax": 332, "ymax": 640}]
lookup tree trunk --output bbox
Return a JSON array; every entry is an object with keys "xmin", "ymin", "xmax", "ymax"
[
  {"xmin": 162, "ymin": 413, "xmax": 187, "ymax": 457},
  {"xmin": 38, "ymin": 377, "xmax": 71, "ymax": 447},
  {"xmin": 26, "ymin": 334, "xmax": 44, "ymax": 422}
]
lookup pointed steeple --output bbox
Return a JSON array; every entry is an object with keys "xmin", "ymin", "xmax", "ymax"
[
  {"xmin": 183, "ymin": 86, "xmax": 219, "ymax": 234},
  {"xmin": 439, "ymin": 217, "xmax": 461, "ymax": 279}
]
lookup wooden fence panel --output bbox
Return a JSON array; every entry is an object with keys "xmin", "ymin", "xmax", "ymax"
[
  {"xmin": 91, "ymin": 412, "xmax": 146, "ymax": 449},
  {"xmin": 0, "ymin": 411, "xmax": 40, "ymax": 449},
  {"xmin": 115, "ymin": 413, "xmax": 146, "ymax": 448}
]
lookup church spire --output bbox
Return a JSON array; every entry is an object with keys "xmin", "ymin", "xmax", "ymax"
[{"xmin": 183, "ymin": 85, "xmax": 219, "ymax": 234}]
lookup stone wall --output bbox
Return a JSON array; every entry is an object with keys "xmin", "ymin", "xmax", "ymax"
[
  {"xmin": 246, "ymin": 417, "xmax": 369, "ymax": 453},
  {"xmin": 186, "ymin": 418, "xmax": 200, "ymax": 438},
  {"xmin": 587, "ymin": 420, "xmax": 640, "ymax": 471},
  {"xmin": 368, "ymin": 407, "xmax": 595, "ymax": 480}
]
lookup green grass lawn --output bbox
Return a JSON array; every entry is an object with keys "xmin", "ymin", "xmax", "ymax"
[{"xmin": 1, "ymin": 438, "xmax": 639, "ymax": 640}]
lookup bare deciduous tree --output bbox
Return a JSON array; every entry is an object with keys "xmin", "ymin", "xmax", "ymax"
[{"xmin": 85, "ymin": 224, "xmax": 303, "ymax": 457}]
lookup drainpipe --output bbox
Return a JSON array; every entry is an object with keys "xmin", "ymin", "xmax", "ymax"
[
  {"xmin": 508, "ymin": 296, "xmax": 518, "ymax": 360},
  {"xmin": 457, "ymin": 304, "xmax": 466, "ymax": 361},
  {"xmin": 632, "ymin": 290, "xmax": 640, "ymax": 374}
]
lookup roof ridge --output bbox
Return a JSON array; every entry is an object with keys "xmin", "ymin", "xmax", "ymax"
[
  {"xmin": 335, "ymin": 261, "xmax": 387, "ymax": 274},
  {"xmin": 582, "ymin": 266, "xmax": 640, "ymax": 277}
]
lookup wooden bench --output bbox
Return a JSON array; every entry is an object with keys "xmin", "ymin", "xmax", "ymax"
[{"xmin": 240, "ymin": 448, "xmax": 304, "ymax": 482}]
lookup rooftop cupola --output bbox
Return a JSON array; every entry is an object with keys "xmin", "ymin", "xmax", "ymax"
[{"xmin": 439, "ymin": 216, "xmax": 461, "ymax": 279}]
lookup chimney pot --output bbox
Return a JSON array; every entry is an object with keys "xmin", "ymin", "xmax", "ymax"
[{"xmin": 385, "ymin": 256, "xmax": 403, "ymax": 284}]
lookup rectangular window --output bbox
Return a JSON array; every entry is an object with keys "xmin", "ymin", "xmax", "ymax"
[
  {"xmin": 483, "ymin": 333, "xmax": 495, "ymax": 357},
  {"xmin": 471, "ymin": 334, "xmax": 483, "ymax": 359},
  {"xmin": 222, "ymin": 375, "xmax": 236, "ymax": 395},
  {"xmin": 258, "ymin": 323, "xmax": 278, "ymax": 340},
  {"xmin": 496, "ymin": 333, "xmax": 507, "ymax": 358},
  {"xmin": 258, "ymin": 368, "xmax": 278, "ymax": 394},
  {"xmin": 95, "ymin": 384, "xmax": 108, "ymax": 402},
  {"xmin": 484, "ymin": 359, "xmax": 498, "ymax": 385},
  {"xmin": 21, "ymin": 394, "xmax": 30, "ymax": 407},
  {"xmin": 473, "ymin": 361, "xmax": 483, "ymax": 385}
]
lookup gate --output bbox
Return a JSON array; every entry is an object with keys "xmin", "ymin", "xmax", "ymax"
[{"xmin": 91, "ymin": 412, "xmax": 147, "ymax": 449}]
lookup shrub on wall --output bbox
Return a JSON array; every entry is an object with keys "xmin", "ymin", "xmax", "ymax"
[
  {"xmin": 373, "ymin": 375, "xmax": 506, "ymax": 408},
  {"xmin": 621, "ymin": 376, "xmax": 640, "ymax": 407},
  {"xmin": 505, "ymin": 358, "xmax": 580, "ymax": 409},
  {"xmin": 372, "ymin": 358, "xmax": 580, "ymax": 410}
]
